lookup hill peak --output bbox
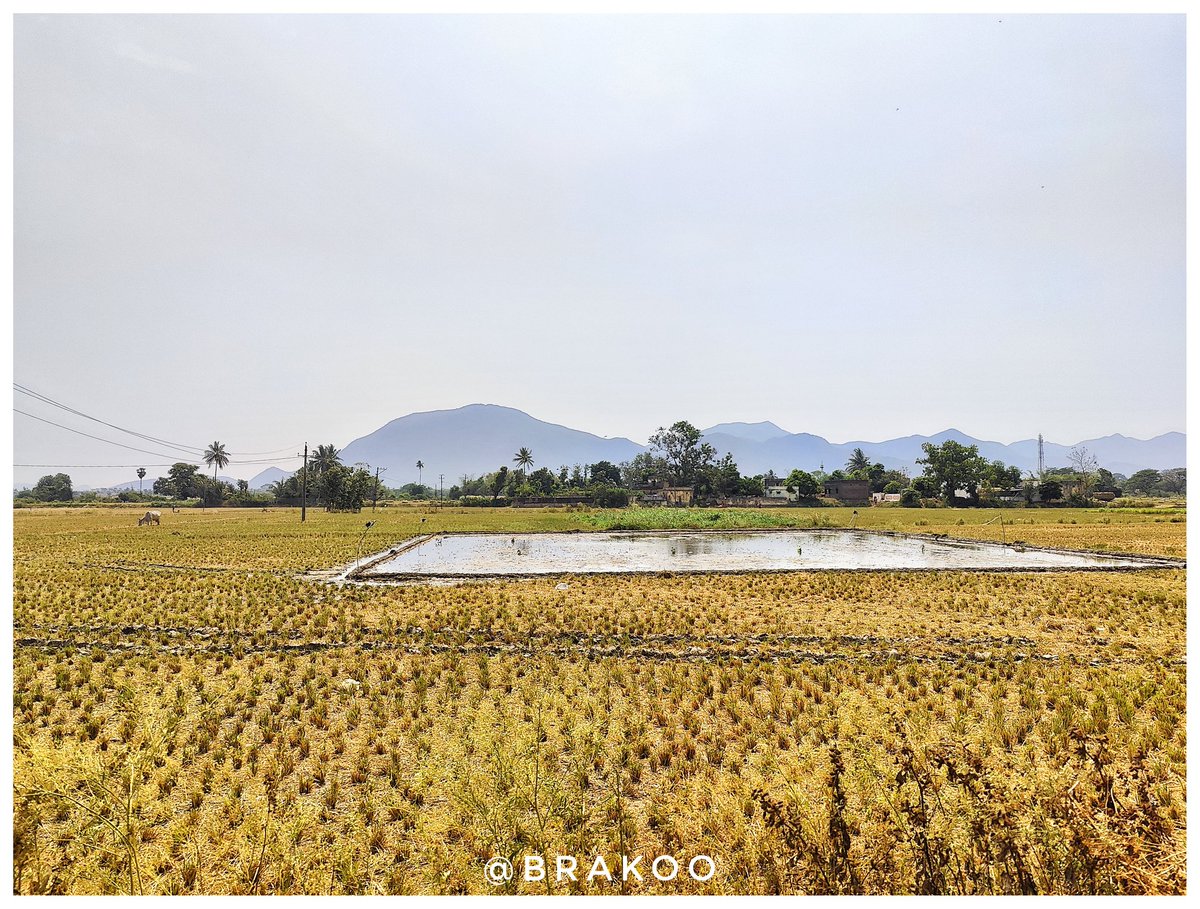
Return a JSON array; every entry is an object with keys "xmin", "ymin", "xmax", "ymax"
[
  {"xmin": 702, "ymin": 421, "xmax": 791, "ymax": 443},
  {"xmin": 338, "ymin": 404, "xmax": 644, "ymax": 483}
]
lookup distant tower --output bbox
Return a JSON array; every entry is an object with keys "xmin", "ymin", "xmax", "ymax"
[{"xmin": 1037, "ymin": 434, "xmax": 1045, "ymax": 478}]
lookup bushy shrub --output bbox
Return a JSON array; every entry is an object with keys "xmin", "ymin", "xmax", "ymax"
[
  {"xmin": 458, "ymin": 496, "xmax": 511, "ymax": 507},
  {"xmin": 591, "ymin": 486, "xmax": 629, "ymax": 508}
]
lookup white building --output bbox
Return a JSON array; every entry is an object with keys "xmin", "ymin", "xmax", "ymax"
[{"xmin": 764, "ymin": 484, "xmax": 795, "ymax": 501}]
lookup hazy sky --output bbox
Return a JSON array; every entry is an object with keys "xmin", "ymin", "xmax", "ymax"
[{"xmin": 13, "ymin": 14, "xmax": 1185, "ymax": 486}]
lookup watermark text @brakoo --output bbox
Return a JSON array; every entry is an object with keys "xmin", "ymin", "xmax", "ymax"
[{"xmin": 485, "ymin": 853, "xmax": 717, "ymax": 887}]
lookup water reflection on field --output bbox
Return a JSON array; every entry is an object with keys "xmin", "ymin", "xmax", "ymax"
[{"xmin": 358, "ymin": 529, "xmax": 1176, "ymax": 578}]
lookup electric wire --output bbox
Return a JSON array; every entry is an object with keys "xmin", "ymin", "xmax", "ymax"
[
  {"xmin": 15, "ymin": 408, "xmax": 205, "ymax": 461},
  {"xmin": 14, "ymin": 382, "xmax": 302, "ymax": 456},
  {"xmin": 15, "ymin": 384, "xmax": 204, "ymax": 455},
  {"xmin": 15, "ymin": 410, "xmax": 303, "ymax": 466}
]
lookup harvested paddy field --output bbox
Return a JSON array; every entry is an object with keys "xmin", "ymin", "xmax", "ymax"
[{"xmin": 11, "ymin": 506, "xmax": 1187, "ymax": 894}]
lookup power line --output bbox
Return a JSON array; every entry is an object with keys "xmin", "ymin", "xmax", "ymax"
[
  {"xmin": 15, "ymin": 384, "xmax": 204, "ymax": 455},
  {"xmin": 15, "ymin": 463, "xmax": 187, "ymax": 468},
  {"xmin": 16, "ymin": 458, "xmax": 302, "ymax": 469},
  {"xmin": 13, "ymin": 382, "xmax": 302, "ymax": 456},
  {"xmin": 14, "ymin": 409, "xmax": 205, "ymax": 461},
  {"xmin": 14, "ymin": 409, "xmax": 304, "ymax": 466}
]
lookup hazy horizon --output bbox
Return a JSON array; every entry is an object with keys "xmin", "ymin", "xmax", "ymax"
[
  {"xmin": 11, "ymin": 394, "xmax": 1185, "ymax": 490},
  {"xmin": 14, "ymin": 15, "xmax": 1185, "ymax": 487}
]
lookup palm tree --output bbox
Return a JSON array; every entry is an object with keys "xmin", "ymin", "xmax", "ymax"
[
  {"xmin": 846, "ymin": 447, "xmax": 870, "ymax": 474},
  {"xmin": 203, "ymin": 442, "xmax": 230, "ymax": 478},
  {"xmin": 513, "ymin": 447, "xmax": 534, "ymax": 478},
  {"xmin": 310, "ymin": 444, "xmax": 342, "ymax": 475},
  {"xmin": 136, "ymin": 467, "xmax": 146, "ymax": 492},
  {"xmin": 416, "ymin": 460, "xmax": 424, "ymax": 486},
  {"xmin": 308, "ymin": 444, "xmax": 343, "ymax": 508}
]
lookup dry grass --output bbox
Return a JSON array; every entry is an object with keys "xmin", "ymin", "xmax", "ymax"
[{"xmin": 12, "ymin": 506, "xmax": 1186, "ymax": 893}]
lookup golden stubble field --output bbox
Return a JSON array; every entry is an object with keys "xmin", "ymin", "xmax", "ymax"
[{"xmin": 11, "ymin": 505, "xmax": 1187, "ymax": 894}]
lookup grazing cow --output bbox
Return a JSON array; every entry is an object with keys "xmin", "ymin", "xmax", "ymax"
[{"xmin": 138, "ymin": 510, "xmax": 161, "ymax": 526}]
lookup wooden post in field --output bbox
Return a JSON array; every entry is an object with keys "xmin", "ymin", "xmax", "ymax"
[{"xmin": 373, "ymin": 467, "xmax": 382, "ymax": 512}]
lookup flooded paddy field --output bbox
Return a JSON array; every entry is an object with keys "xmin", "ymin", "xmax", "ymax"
[{"xmin": 355, "ymin": 528, "xmax": 1181, "ymax": 580}]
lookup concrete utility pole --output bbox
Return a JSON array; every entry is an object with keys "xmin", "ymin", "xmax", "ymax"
[
  {"xmin": 439, "ymin": 474, "xmax": 444, "ymax": 502},
  {"xmin": 372, "ymin": 466, "xmax": 385, "ymax": 512},
  {"xmin": 300, "ymin": 443, "xmax": 308, "ymax": 523}
]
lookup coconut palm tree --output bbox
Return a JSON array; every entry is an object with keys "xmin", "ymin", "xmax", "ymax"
[
  {"xmin": 416, "ymin": 460, "xmax": 424, "ymax": 486},
  {"xmin": 513, "ymin": 447, "xmax": 534, "ymax": 478},
  {"xmin": 846, "ymin": 448, "xmax": 871, "ymax": 474},
  {"xmin": 310, "ymin": 444, "xmax": 342, "ymax": 475},
  {"xmin": 203, "ymin": 442, "xmax": 230, "ymax": 478},
  {"xmin": 307, "ymin": 445, "xmax": 343, "ymax": 508}
]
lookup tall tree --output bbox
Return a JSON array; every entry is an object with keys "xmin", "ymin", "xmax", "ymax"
[
  {"xmin": 310, "ymin": 444, "xmax": 342, "ymax": 475},
  {"xmin": 306, "ymin": 444, "xmax": 343, "ymax": 506},
  {"xmin": 701, "ymin": 453, "xmax": 743, "ymax": 497},
  {"xmin": 490, "ymin": 466, "xmax": 509, "ymax": 504},
  {"xmin": 513, "ymin": 447, "xmax": 534, "ymax": 477},
  {"xmin": 136, "ymin": 467, "xmax": 146, "ymax": 492},
  {"xmin": 203, "ymin": 442, "xmax": 229, "ymax": 478},
  {"xmin": 1067, "ymin": 446, "xmax": 1098, "ymax": 476},
  {"xmin": 1157, "ymin": 467, "xmax": 1186, "ymax": 496},
  {"xmin": 154, "ymin": 463, "xmax": 200, "ymax": 499},
  {"xmin": 846, "ymin": 448, "xmax": 871, "ymax": 474},
  {"xmin": 916, "ymin": 440, "xmax": 988, "ymax": 504},
  {"xmin": 1065, "ymin": 446, "xmax": 1100, "ymax": 500},
  {"xmin": 647, "ymin": 421, "xmax": 716, "ymax": 488},
  {"xmin": 416, "ymin": 460, "xmax": 424, "ymax": 485},
  {"xmin": 588, "ymin": 460, "xmax": 622, "ymax": 487},
  {"xmin": 621, "ymin": 452, "xmax": 667, "ymax": 488},
  {"xmin": 1125, "ymin": 469, "xmax": 1162, "ymax": 496},
  {"xmin": 528, "ymin": 467, "xmax": 557, "ymax": 495},
  {"xmin": 785, "ymin": 469, "xmax": 819, "ymax": 500},
  {"xmin": 32, "ymin": 473, "xmax": 73, "ymax": 502}
]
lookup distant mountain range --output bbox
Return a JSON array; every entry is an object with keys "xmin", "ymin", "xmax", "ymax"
[
  {"xmin": 697, "ymin": 427, "xmax": 1185, "ymax": 479},
  {"xmin": 319, "ymin": 404, "xmax": 1182, "ymax": 486},
  {"xmin": 15, "ymin": 405, "xmax": 1186, "ymax": 493}
]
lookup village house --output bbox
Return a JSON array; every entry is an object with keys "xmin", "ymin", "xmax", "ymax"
[
  {"xmin": 662, "ymin": 486, "xmax": 695, "ymax": 507},
  {"xmin": 823, "ymin": 478, "xmax": 871, "ymax": 504},
  {"xmin": 763, "ymin": 483, "xmax": 794, "ymax": 501},
  {"xmin": 635, "ymin": 483, "xmax": 695, "ymax": 507}
]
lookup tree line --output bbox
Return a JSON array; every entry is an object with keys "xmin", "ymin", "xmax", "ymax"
[
  {"xmin": 444, "ymin": 423, "xmax": 1024, "ymax": 507},
  {"xmin": 14, "ymin": 423, "xmax": 1186, "ymax": 508}
]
